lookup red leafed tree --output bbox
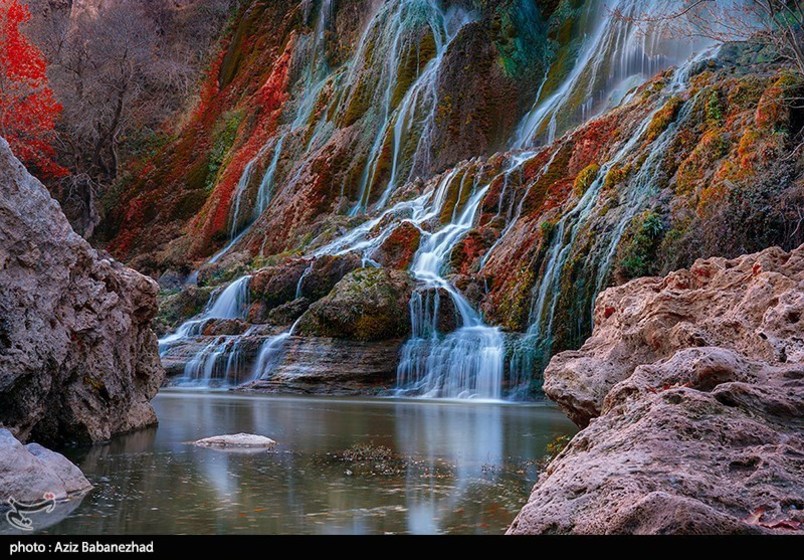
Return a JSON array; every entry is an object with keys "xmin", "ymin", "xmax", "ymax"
[{"xmin": 0, "ymin": 0, "xmax": 66, "ymax": 177}]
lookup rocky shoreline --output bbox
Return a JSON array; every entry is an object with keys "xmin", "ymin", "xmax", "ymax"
[{"xmin": 509, "ymin": 245, "xmax": 804, "ymax": 534}]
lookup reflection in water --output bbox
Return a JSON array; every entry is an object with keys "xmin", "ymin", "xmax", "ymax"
[{"xmin": 45, "ymin": 392, "xmax": 575, "ymax": 535}]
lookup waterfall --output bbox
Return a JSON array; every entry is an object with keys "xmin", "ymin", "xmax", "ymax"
[
  {"xmin": 347, "ymin": 1, "xmax": 475, "ymax": 215},
  {"xmin": 158, "ymin": 275, "xmax": 252, "ymax": 386},
  {"xmin": 511, "ymin": 0, "xmax": 716, "ymax": 149},
  {"xmin": 160, "ymin": 0, "xmax": 728, "ymax": 398},
  {"xmin": 396, "ymin": 181, "xmax": 504, "ymax": 400},
  {"xmin": 251, "ymin": 317, "xmax": 304, "ymax": 381},
  {"xmin": 507, "ymin": 46, "xmax": 719, "ymax": 395}
]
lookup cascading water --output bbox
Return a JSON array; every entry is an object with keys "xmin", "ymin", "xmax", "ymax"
[
  {"xmin": 158, "ymin": 276, "xmax": 252, "ymax": 386},
  {"xmin": 511, "ymin": 0, "xmax": 716, "ymax": 149},
  {"xmin": 396, "ymin": 181, "xmax": 503, "ymax": 399},
  {"xmin": 507, "ymin": 46, "xmax": 719, "ymax": 395},
  {"xmin": 160, "ymin": 0, "xmax": 729, "ymax": 397},
  {"xmin": 347, "ymin": 1, "xmax": 476, "ymax": 214}
]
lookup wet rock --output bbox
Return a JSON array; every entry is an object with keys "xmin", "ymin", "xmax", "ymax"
[
  {"xmin": 297, "ymin": 268, "xmax": 414, "ymax": 341},
  {"xmin": 155, "ymin": 285, "xmax": 214, "ymax": 337},
  {"xmin": 0, "ymin": 139, "xmax": 164, "ymax": 445},
  {"xmin": 410, "ymin": 287, "xmax": 460, "ymax": 334},
  {"xmin": 371, "ymin": 222, "xmax": 421, "ymax": 269},
  {"xmin": 250, "ymin": 259, "xmax": 310, "ymax": 310},
  {"xmin": 201, "ymin": 319, "xmax": 249, "ymax": 336},
  {"xmin": 244, "ymin": 336, "xmax": 404, "ymax": 395},
  {"xmin": 0, "ymin": 429, "xmax": 91, "ymax": 503},
  {"xmin": 157, "ymin": 269, "xmax": 184, "ymax": 291},
  {"xmin": 509, "ymin": 245, "xmax": 804, "ymax": 535},
  {"xmin": 267, "ymin": 297, "xmax": 310, "ymax": 326},
  {"xmin": 192, "ymin": 433, "xmax": 277, "ymax": 449},
  {"xmin": 298, "ymin": 252, "xmax": 362, "ymax": 301}
]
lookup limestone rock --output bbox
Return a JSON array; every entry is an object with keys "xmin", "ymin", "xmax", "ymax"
[
  {"xmin": 0, "ymin": 429, "xmax": 91, "ymax": 503},
  {"xmin": 296, "ymin": 268, "xmax": 414, "ymax": 341},
  {"xmin": 545, "ymin": 245, "xmax": 803, "ymax": 427},
  {"xmin": 192, "ymin": 433, "xmax": 276, "ymax": 449},
  {"xmin": 0, "ymin": 138, "xmax": 164, "ymax": 445},
  {"xmin": 245, "ymin": 336, "xmax": 404, "ymax": 394},
  {"xmin": 509, "ymin": 245, "xmax": 804, "ymax": 535}
]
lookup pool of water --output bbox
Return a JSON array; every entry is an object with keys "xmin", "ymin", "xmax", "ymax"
[{"xmin": 43, "ymin": 391, "xmax": 576, "ymax": 535}]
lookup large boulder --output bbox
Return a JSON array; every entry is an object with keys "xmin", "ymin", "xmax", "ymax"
[
  {"xmin": 248, "ymin": 253, "xmax": 362, "ymax": 322},
  {"xmin": 509, "ymin": 245, "xmax": 804, "ymax": 535},
  {"xmin": 0, "ymin": 138, "xmax": 164, "ymax": 445},
  {"xmin": 297, "ymin": 268, "xmax": 414, "ymax": 341},
  {"xmin": 544, "ymin": 245, "xmax": 803, "ymax": 427},
  {"xmin": 298, "ymin": 253, "xmax": 362, "ymax": 301},
  {"xmin": 0, "ymin": 429, "xmax": 91, "ymax": 503}
]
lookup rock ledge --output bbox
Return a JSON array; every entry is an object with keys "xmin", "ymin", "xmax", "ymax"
[{"xmin": 509, "ymin": 245, "xmax": 804, "ymax": 535}]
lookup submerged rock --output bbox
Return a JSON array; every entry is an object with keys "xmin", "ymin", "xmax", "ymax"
[
  {"xmin": 192, "ymin": 433, "xmax": 277, "ymax": 449},
  {"xmin": 0, "ymin": 429, "xmax": 91, "ymax": 503},
  {"xmin": 0, "ymin": 138, "xmax": 164, "ymax": 445},
  {"xmin": 509, "ymin": 245, "xmax": 804, "ymax": 535}
]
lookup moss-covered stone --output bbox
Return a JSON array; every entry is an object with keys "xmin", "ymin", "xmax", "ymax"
[
  {"xmin": 297, "ymin": 268, "xmax": 414, "ymax": 341},
  {"xmin": 155, "ymin": 286, "xmax": 214, "ymax": 337}
]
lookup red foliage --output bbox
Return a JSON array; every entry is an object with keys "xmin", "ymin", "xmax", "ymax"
[
  {"xmin": 189, "ymin": 39, "xmax": 294, "ymax": 253},
  {"xmin": 0, "ymin": 0, "xmax": 66, "ymax": 177},
  {"xmin": 568, "ymin": 113, "xmax": 619, "ymax": 175}
]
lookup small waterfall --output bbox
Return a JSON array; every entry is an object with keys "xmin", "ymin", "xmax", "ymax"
[
  {"xmin": 251, "ymin": 317, "xmax": 303, "ymax": 381},
  {"xmin": 158, "ymin": 275, "xmax": 252, "ymax": 386},
  {"xmin": 393, "ymin": 166, "xmax": 513, "ymax": 399},
  {"xmin": 180, "ymin": 333, "xmax": 250, "ymax": 388}
]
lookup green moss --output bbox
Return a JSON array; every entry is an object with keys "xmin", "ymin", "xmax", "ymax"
[
  {"xmin": 218, "ymin": 2, "xmax": 269, "ymax": 88},
  {"xmin": 185, "ymin": 157, "xmax": 210, "ymax": 191},
  {"xmin": 206, "ymin": 110, "xmax": 243, "ymax": 192},
  {"xmin": 706, "ymin": 90, "xmax": 724, "ymax": 126},
  {"xmin": 646, "ymin": 96, "xmax": 684, "ymax": 142},
  {"xmin": 391, "ymin": 30, "xmax": 437, "ymax": 108},
  {"xmin": 618, "ymin": 211, "xmax": 665, "ymax": 279},
  {"xmin": 603, "ymin": 162, "xmax": 632, "ymax": 191},
  {"xmin": 539, "ymin": 219, "xmax": 555, "ymax": 239},
  {"xmin": 573, "ymin": 162, "xmax": 600, "ymax": 197}
]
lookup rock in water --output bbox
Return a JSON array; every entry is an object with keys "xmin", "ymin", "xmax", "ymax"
[
  {"xmin": 0, "ymin": 429, "xmax": 91, "ymax": 503},
  {"xmin": 192, "ymin": 433, "xmax": 277, "ymax": 449},
  {"xmin": 0, "ymin": 138, "xmax": 164, "ymax": 445},
  {"xmin": 509, "ymin": 245, "xmax": 804, "ymax": 535}
]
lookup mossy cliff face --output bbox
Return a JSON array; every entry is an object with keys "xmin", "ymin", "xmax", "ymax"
[
  {"xmin": 99, "ymin": 0, "xmax": 802, "ymax": 390},
  {"xmin": 100, "ymin": 0, "xmax": 561, "ymax": 274}
]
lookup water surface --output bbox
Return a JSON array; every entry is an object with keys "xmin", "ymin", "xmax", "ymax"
[{"xmin": 47, "ymin": 391, "xmax": 575, "ymax": 535}]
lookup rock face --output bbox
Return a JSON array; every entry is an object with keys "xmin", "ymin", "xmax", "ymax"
[
  {"xmin": 509, "ymin": 245, "xmax": 804, "ymax": 535},
  {"xmin": 297, "ymin": 268, "xmax": 414, "ymax": 341},
  {"xmin": 0, "ymin": 138, "xmax": 164, "ymax": 445},
  {"xmin": 0, "ymin": 429, "xmax": 91, "ymax": 503},
  {"xmin": 246, "ymin": 336, "xmax": 404, "ymax": 395}
]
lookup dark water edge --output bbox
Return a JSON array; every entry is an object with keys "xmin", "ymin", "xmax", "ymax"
[{"xmin": 41, "ymin": 391, "xmax": 576, "ymax": 535}]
